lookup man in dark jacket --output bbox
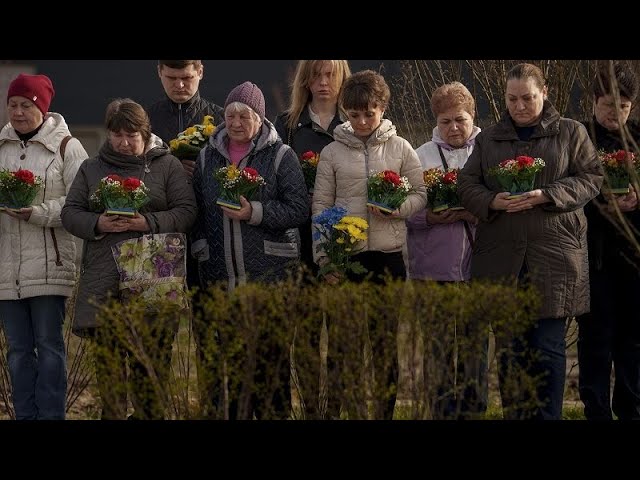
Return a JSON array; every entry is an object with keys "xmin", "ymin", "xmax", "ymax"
[
  {"xmin": 578, "ymin": 61, "xmax": 640, "ymax": 421},
  {"xmin": 147, "ymin": 60, "xmax": 224, "ymax": 177},
  {"xmin": 147, "ymin": 60, "xmax": 224, "ymax": 418}
]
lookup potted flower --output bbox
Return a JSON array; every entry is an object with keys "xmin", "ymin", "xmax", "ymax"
[
  {"xmin": 300, "ymin": 150, "xmax": 320, "ymax": 192},
  {"xmin": 599, "ymin": 149, "xmax": 637, "ymax": 195},
  {"xmin": 423, "ymin": 167, "xmax": 464, "ymax": 213},
  {"xmin": 213, "ymin": 165, "xmax": 266, "ymax": 209},
  {"xmin": 89, "ymin": 174, "xmax": 151, "ymax": 216},
  {"xmin": 366, "ymin": 169, "xmax": 413, "ymax": 213},
  {"xmin": 0, "ymin": 168, "xmax": 43, "ymax": 211},
  {"xmin": 312, "ymin": 205, "xmax": 368, "ymax": 278},
  {"xmin": 169, "ymin": 115, "xmax": 217, "ymax": 160},
  {"xmin": 488, "ymin": 156, "xmax": 546, "ymax": 199}
]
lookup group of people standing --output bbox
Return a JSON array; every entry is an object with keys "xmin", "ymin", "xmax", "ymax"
[{"xmin": 0, "ymin": 59, "xmax": 637, "ymax": 421}]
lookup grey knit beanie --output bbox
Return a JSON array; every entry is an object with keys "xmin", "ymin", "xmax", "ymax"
[{"xmin": 224, "ymin": 81, "xmax": 265, "ymax": 121}]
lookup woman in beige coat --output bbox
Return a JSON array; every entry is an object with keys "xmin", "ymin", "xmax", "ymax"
[
  {"xmin": 312, "ymin": 70, "xmax": 426, "ymax": 419},
  {"xmin": 458, "ymin": 63, "xmax": 603, "ymax": 420}
]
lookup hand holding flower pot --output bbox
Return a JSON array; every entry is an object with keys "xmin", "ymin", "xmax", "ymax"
[
  {"xmin": 423, "ymin": 167, "xmax": 463, "ymax": 213},
  {"xmin": 0, "ymin": 168, "xmax": 43, "ymax": 211},
  {"xmin": 213, "ymin": 165, "xmax": 265, "ymax": 209},
  {"xmin": 488, "ymin": 156, "xmax": 545, "ymax": 199},
  {"xmin": 89, "ymin": 174, "xmax": 151, "ymax": 216},
  {"xmin": 366, "ymin": 169, "xmax": 413, "ymax": 214},
  {"xmin": 599, "ymin": 149, "xmax": 637, "ymax": 195}
]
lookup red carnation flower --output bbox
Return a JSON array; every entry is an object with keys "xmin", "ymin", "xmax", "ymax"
[
  {"xmin": 14, "ymin": 169, "xmax": 35, "ymax": 185},
  {"xmin": 123, "ymin": 177, "xmax": 142, "ymax": 191},
  {"xmin": 301, "ymin": 151, "xmax": 316, "ymax": 161},
  {"xmin": 516, "ymin": 156, "xmax": 534, "ymax": 168},
  {"xmin": 442, "ymin": 171, "xmax": 458, "ymax": 184},
  {"xmin": 382, "ymin": 170, "xmax": 402, "ymax": 186},
  {"xmin": 613, "ymin": 150, "xmax": 627, "ymax": 161}
]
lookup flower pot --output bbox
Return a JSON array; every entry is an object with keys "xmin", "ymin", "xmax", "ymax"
[
  {"xmin": 366, "ymin": 200, "xmax": 396, "ymax": 214},
  {"xmin": 430, "ymin": 189, "xmax": 462, "ymax": 213},
  {"xmin": 104, "ymin": 198, "xmax": 137, "ymax": 217},
  {"xmin": 216, "ymin": 198, "xmax": 242, "ymax": 210},
  {"xmin": 603, "ymin": 171, "xmax": 630, "ymax": 195},
  {"xmin": 495, "ymin": 173, "xmax": 537, "ymax": 199}
]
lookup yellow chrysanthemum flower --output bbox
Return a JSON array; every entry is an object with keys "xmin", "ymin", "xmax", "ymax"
[{"xmin": 341, "ymin": 216, "xmax": 368, "ymax": 230}]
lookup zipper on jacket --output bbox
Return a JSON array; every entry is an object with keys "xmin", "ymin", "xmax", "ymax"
[
  {"xmin": 363, "ymin": 148, "xmax": 371, "ymax": 250},
  {"xmin": 178, "ymin": 103, "xmax": 183, "ymax": 133}
]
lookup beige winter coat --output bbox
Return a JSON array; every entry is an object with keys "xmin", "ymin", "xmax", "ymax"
[
  {"xmin": 0, "ymin": 113, "xmax": 88, "ymax": 300},
  {"xmin": 312, "ymin": 119, "xmax": 426, "ymax": 263}
]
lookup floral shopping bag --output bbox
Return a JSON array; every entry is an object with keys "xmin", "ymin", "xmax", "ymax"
[{"xmin": 111, "ymin": 233, "xmax": 189, "ymax": 310}]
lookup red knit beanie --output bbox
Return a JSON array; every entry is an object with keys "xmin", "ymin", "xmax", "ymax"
[
  {"xmin": 7, "ymin": 73, "xmax": 55, "ymax": 115},
  {"xmin": 224, "ymin": 81, "xmax": 265, "ymax": 121}
]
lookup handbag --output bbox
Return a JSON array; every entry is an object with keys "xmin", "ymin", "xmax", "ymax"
[{"xmin": 111, "ymin": 232, "xmax": 189, "ymax": 311}]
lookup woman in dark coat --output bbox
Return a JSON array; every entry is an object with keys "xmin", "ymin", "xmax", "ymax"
[
  {"xmin": 191, "ymin": 82, "xmax": 308, "ymax": 420},
  {"xmin": 61, "ymin": 98, "xmax": 197, "ymax": 419},
  {"xmin": 458, "ymin": 63, "xmax": 603, "ymax": 420}
]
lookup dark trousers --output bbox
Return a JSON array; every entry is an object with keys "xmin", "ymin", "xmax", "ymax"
[
  {"xmin": 577, "ymin": 267, "xmax": 640, "ymax": 420},
  {"xmin": 0, "ymin": 296, "xmax": 66, "ymax": 420},
  {"xmin": 497, "ymin": 317, "xmax": 567, "ymax": 420}
]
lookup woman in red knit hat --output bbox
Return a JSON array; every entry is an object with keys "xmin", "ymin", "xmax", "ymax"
[{"xmin": 0, "ymin": 73, "xmax": 88, "ymax": 420}]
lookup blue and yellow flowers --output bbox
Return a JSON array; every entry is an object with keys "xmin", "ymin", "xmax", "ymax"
[{"xmin": 313, "ymin": 206, "xmax": 369, "ymax": 278}]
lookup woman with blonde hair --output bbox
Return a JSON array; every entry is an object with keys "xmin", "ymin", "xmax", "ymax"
[{"xmin": 275, "ymin": 60, "xmax": 351, "ymax": 277}]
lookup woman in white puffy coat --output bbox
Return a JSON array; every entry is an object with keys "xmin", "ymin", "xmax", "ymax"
[
  {"xmin": 0, "ymin": 74, "xmax": 87, "ymax": 419},
  {"xmin": 311, "ymin": 70, "xmax": 426, "ymax": 420}
]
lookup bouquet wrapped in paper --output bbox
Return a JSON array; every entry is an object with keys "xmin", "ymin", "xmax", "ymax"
[
  {"xmin": 366, "ymin": 169, "xmax": 412, "ymax": 213},
  {"xmin": 0, "ymin": 168, "xmax": 43, "ymax": 211},
  {"xmin": 213, "ymin": 165, "xmax": 265, "ymax": 209},
  {"xmin": 313, "ymin": 205, "xmax": 368, "ymax": 278},
  {"xmin": 488, "ymin": 156, "xmax": 545, "ymax": 199},
  {"xmin": 599, "ymin": 149, "xmax": 638, "ymax": 195},
  {"xmin": 423, "ymin": 168, "xmax": 463, "ymax": 213},
  {"xmin": 169, "ymin": 115, "xmax": 217, "ymax": 160},
  {"xmin": 89, "ymin": 174, "xmax": 150, "ymax": 216},
  {"xmin": 300, "ymin": 150, "xmax": 320, "ymax": 192}
]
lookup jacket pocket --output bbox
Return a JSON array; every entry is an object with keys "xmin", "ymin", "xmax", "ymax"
[{"xmin": 264, "ymin": 240, "xmax": 299, "ymax": 258}]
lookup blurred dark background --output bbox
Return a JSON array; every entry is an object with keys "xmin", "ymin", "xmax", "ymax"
[{"xmin": 9, "ymin": 60, "xmax": 395, "ymax": 125}]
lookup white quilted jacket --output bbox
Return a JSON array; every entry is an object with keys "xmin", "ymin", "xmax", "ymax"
[{"xmin": 0, "ymin": 113, "xmax": 88, "ymax": 299}]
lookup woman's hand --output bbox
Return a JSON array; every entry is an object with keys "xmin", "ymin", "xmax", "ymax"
[
  {"xmin": 505, "ymin": 189, "xmax": 550, "ymax": 212},
  {"xmin": 96, "ymin": 213, "xmax": 130, "ymax": 233},
  {"xmin": 2, "ymin": 207, "xmax": 32, "ymax": 221},
  {"xmin": 222, "ymin": 196, "xmax": 253, "ymax": 221},
  {"xmin": 125, "ymin": 212, "xmax": 150, "ymax": 232},
  {"xmin": 323, "ymin": 271, "xmax": 343, "ymax": 285},
  {"xmin": 490, "ymin": 190, "xmax": 550, "ymax": 213},
  {"xmin": 608, "ymin": 188, "xmax": 638, "ymax": 213},
  {"xmin": 426, "ymin": 208, "xmax": 457, "ymax": 224}
]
